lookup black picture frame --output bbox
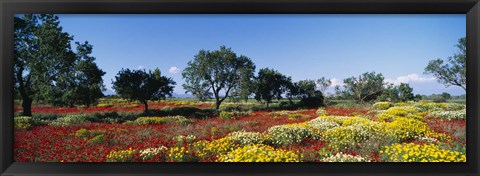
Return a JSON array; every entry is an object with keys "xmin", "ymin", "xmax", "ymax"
[{"xmin": 1, "ymin": 0, "xmax": 479, "ymax": 176}]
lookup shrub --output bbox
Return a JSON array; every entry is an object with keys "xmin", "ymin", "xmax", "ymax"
[
  {"xmin": 173, "ymin": 135, "xmax": 197, "ymax": 144},
  {"xmin": 287, "ymin": 113, "xmax": 310, "ymax": 119},
  {"xmin": 266, "ymin": 124, "xmax": 315, "ymax": 147},
  {"xmin": 96, "ymin": 103, "xmax": 113, "ymax": 108},
  {"xmin": 168, "ymin": 146, "xmax": 199, "ymax": 162},
  {"xmin": 133, "ymin": 117, "xmax": 168, "ymax": 125},
  {"xmin": 106, "ymin": 148, "xmax": 138, "ymax": 162},
  {"xmin": 218, "ymin": 144, "xmax": 301, "ymax": 162},
  {"xmin": 316, "ymin": 116, "xmax": 371, "ymax": 127},
  {"xmin": 444, "ymin": 103, "xmax": 466, "ymax": 111},
  {"xmin": 192, "ymin": 137, "xmax": 239, "ymax": 159},
  {"xmin": 133, "ymin": 116, "xmax": 193, "ymax": 125},
  {"xmin": 14, "ymin": 116, "xmax": 43, "ymax": 130},
  {"xmin": 32, "ymin": 113, "xmax": 62, "ymax": 121},
  {"xmin": 269, "ymin": 110, "xmax": 295, "ymax": 116},
  {"xmin": 376, "ymin": 106, "xmax": 425, "ymax": 122},
  {"xmin": 219, "ymin": 111, "xmax": 235, "ymax": 120},
  {"xmin": 316, "ymin": 108, "xmax": 327, "ymax": 116},
  {"xmin": 324, "ymin": 122, "xmax": 395, "ymax": 152},
  {"xmin": 227, "ymin": 131, "xmax": 264, "ymax": 146},
  {"xmin": 380, "ymin": 143, "xmax": 466, "ymax": 162},
  {"xmin": 140, "ymin": 146, "xmax": 168, "ymax": 161},
  {"xmin": 321, "ymin": 152, "xmax": 370, "ymax": 162},
  {"xmin": 299, "ymin": 96, "xmax": 324, "ymax": 108},
  {"xmin": 74, "ymin": 128, "xmax": 106, "ymax": 138},
  {"xmin": 372, "ymin": 102, "xmax": 392, "ymax": 110},
  {"xmin": 306, "ymin": 117, "xmax": 340, "ymax": 135},
  {"xmin": 385, "ymin": 117, "xmax": 429, "ymax": 141},
  {"xmin": 50, "ymin": 114, "xmax": 89, "ymax": 126},
  {"xmin": 86, "ymin": 134, "xmax": 106, "ymax": 145},
  {"xmin": 429, "ymin": 110, "xmax": 466, "ymax": 120}
]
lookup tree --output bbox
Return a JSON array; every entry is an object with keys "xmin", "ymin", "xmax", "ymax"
[
  {"xmin": 296, "ymin": 79, "xmax": 318, "ymax": 99},
  {"xmin": 70, "ymin": 42, "xmax": 106, "ymax": 106},
  {"xmin": 316, "ymin": 77, "xmax": 332, "ymax": 93},
  {"xmin": 424, "ymin": 37, "xmax": 466, "ymax": 91},
  {"xmin": 398, "ymin": 83, "xmax": 415, "ymax": 102},
  {"xmin": 253, "ymin": 68, "xmax": 290, "ymax": 107},
  {"xmin": 343, "ymin": 72, "xmax": 385, "ymax": 103},
  {"xmin": 112, "ymin": 68, "xmax": 175, "ymax": 113},
  {"xmin": 182, "ymin": 76, "xmax": 212, "ymax": 102},
  {"xmin": 182, "ymin": 46, "xmax": 255, "ymax": 109},
  {"xmin": 441, "ymin": 92, "xmax": 451, "ymax": 100},
  {"xmin": 15, "ymin": 15, "xmax": 106, "ymax": 115},
  {"xmin": 377, "ymin": 83, "xmax": 399, "ymax": 102},
  {"xmin": 231, "ymin": 57, "xmax": 256, "ymax": 102},
  {"xmin": 14, "ymin": 14, "xmax": 77, "ymax": 116}
]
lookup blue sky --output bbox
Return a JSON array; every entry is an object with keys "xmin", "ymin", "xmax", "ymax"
[{"xmin": 56, "ymin": 14, "xmax": 466, "ymax": 96}]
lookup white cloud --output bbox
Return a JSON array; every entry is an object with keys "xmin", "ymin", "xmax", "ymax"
[
  {"xmin": 138, "ymin": 65, "xmax": 144, "ymax": 69},
  {"xmin": 169, "ymin": 66, "xmax": 181, "ymax": 74},
  {"xmin": 330, "ymin": 78, "xmax": 344, "ymax": 87},
  {"xmin": 385, "ymin": 74, "xmax": 436, "ymax": 85}
]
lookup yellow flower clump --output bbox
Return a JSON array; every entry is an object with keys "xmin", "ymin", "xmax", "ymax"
[
  {"xmin": 218, "ymin": 144, "xmax": 301, "ymax": 162},
  {"xmin": 380, "ymin": 143, "xmax": 466, "ymax": 162},
  {"xmin": 384, "ymin": 117, "xmax": 429, "ymax": 141},
  {"xmin": 168, "ymin": 146, "xmax": 198, "ymax": 162},
  {"xmin": 372, "ymin": 102, "xmax": 392, "ymax": 110},
  {"xmin": 193, "ymin": 137, "xmax": 240, "ymax": 158},
  {"xmin": 106, "ymin": 148, "xmax": 137, "ymax": 162}
]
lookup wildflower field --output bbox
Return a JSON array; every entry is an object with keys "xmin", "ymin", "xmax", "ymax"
[{"xmin": 14, "ymin": 99, "xmax": 466, "ymax": 162}]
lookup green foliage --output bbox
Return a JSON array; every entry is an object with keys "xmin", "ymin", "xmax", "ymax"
[
  {"xmin": 14, "ymin": 14, "xmax": 105, "ymax": 116},
  {"xmin": 424, "ymin": 37, "xmax": 466, "ymax": 92},
  {"xmin": 343, "ymin": 72, "xmax": 385, "ymax": 103},
  {"xmin": 14, "ymin": 116, "xmax": 41, "ymax": 130},
  {"xmin": 219, "ymin": 111, "xmax": 235, "ymax": 120},
  {"xmin": 182, "ymin": 45, "xmax": 255, "ymax": 109},
  {"xmin": 50, "ymin": 114, "xmax": 89, "ymax": 126},
  {"xmin": 112, "ymin": 68, "xmax": 176, "ymax": 112},
  {"xmin": 131, "ymin": 116, "xmax": 193, "ymax": 125},
  {"xmin": 253, "ymin": 68, "xmax": 291, "ymax": 107},
  {"xmin": 265, "ymin": 124, "xmax": 315, "ymax": 147}
]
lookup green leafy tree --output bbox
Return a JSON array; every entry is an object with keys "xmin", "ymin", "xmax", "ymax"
[
  {"xmin": 253, "ymin": 68, "xmax": 290, "ymax": 107},
  {"xmin": 182, "ymin": 46, "xmax": 255, "ymax": 109},
  {"xmin": 73, "ymin": 42, "xmax": 106, "ymax": 106},
  {"xmin": 377, "ymin": 83, "xmax": 399, "ymax": 102},
  {"xmin": 441, "ymin": 92, "xmax": 451, "ymax": 100},
  {"xmin": 398, "ymin": 83, "xmax": 414, "ymax": 102},
  {"xmin": 230, "ymin": 57, "xmax": 257, "ymax": 102},
  {"xmin": 296, "ymin": 79, "xmax": 318, "ymax": 99},
  {"xmin": 112, "ymin": 68, "xmax": 175, "ymax": 113},
  {"xmin": 343, "ymin": 72, "xmax": 385, "ymax": 103},
  {"xmin": 424, "ymin": 37, "xmax": 466, "ymax": 92},
  {"xmin": 14, "ymin": 14, "xmax": 86, "ymax": 115}
]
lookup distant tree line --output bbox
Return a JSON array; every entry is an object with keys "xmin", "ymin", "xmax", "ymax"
[{"xmin": 14, "ymin": 14, "xmax": 466, "ymax": 116}]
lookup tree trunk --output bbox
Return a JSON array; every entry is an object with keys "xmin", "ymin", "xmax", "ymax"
[
  {"xmin": 143, "ymin": 100, "xmax": 149, "ymax": 113},
  {"xmin": 22, "ymin": 97, "xmax": 32, "ymax": 116},
  {"xmin": 215, "ymin": 100, "xmax": 220, "ymax": 109},
  {"xmin": 266, "ymin": 102, "xmax": 269, "ymax": 108}
]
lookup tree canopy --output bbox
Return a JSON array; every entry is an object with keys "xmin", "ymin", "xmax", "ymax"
[
  {"xmin": 343, "ymin": 72, "xmax": 385, "ymax": 103},
  {"xmin": 112, "ymin": 68, "xmax": 175, "ymax": 113},
  {"xmin": 253, "ymin": 68, "xmax": 291, "ymax": 107},
  {"xmin": 182, "ymin": 46, "xmax": 255, "ymax": 109},
  {"xmin": 424, "ymin": 37, "xmax": 466, "ymax": 91},
  {"xmin": 14, "ymin": 14, "xmax": 105, "ymax": 116}
]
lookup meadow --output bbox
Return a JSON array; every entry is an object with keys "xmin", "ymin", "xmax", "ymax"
[{"xmin": 13, "ymin": 98, "xmax": 466, "ymax": 162}]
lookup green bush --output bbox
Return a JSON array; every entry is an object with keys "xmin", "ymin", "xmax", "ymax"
[
  {"xmin": 219, "ymin": 111, "xmax": 235, "ymax": 120},
  {"xmin": 14, "ymin": 116, "xmax": 40, "ymax": 130},
  {"xmin": 50, "ymin": 114, "xmax": 89, "ymax": 126}
]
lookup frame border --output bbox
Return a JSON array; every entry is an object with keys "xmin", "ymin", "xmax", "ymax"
[{"xmin": 1, "ymin": 0, "xmax": 479, "ymax": 176}]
